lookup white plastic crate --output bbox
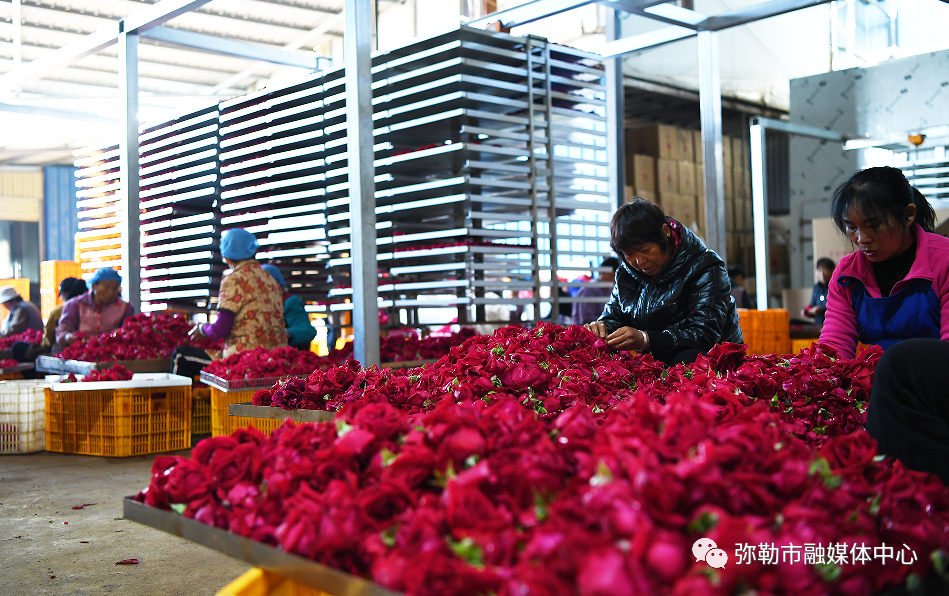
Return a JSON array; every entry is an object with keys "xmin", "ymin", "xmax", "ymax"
[{"xmin": 0, "ymin": 380, "xmax": 47, "ymax": 454}]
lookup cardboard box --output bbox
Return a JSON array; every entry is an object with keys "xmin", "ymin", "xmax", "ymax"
[
  {"xmin": 696, "ymin": 164, "xmax": 704, "ymax": 199},
  {"xmin": 676, "ymin": 128, "xmax": 694, "ymax": 163},
  {"xmin": 693, "ymin": 130, "xmax": 703, "ymax": 164},
  {"xmin": 723, "ymin": 135, "xmax": 733, "ymax": 168},
  {"xmin": 725, "ymin": 198, "xmax": 736, "ymax": 231},
  {"xmin": 723, "ymin": 165, "xmax": 734, "ymax": 198},
  {"xmin": 733, "ymin": 167, "xmax": 747, "ymax": 199},
  {"xmin": 626, "ymin": 124, "xmax": 679, "ymax": 160},
  {"xmin": 659, "ymin": 193, "xmax": 697, "ymax": 226},
  {"xmin": 656, "ymin": 158, "xmax": 678, "ymax": 194},
  {"xmin": 633, "ymin": 189, "xmax": 657, "ymax": 203},
  {"xmin": 732, "ymin": 137, "xmax": 745, "ymax": 168},
  {"xmin": 626, "ymin": 154, "xmax": 656, "ymax": 192},
  {"xmin": 678, "ymin": 161, "xmax": 696, "ymax": 196}
]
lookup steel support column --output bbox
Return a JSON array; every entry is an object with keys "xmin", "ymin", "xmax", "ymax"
[
  {"xmin": 749, "ymin": 120, "xmax": 769, "ymax": 311},
  {"xmin": 697, "ymin": 30, "xmax": 725, "ymax": 259},
  {"xmin": 605, "ymin": 8, "xmax": 625, "ymax": 211},
  {"xmin": 118, "ymin": 23, "xmax": 141, "ymax": 312},
  {"xmin": 345, "ymin": 0, "xmax": 380, "ymax": 367}
]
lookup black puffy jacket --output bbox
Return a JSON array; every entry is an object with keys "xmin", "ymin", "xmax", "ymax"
[{"xmin": 599, "ymin": 219, "xmax": 743, "ymax": 362}]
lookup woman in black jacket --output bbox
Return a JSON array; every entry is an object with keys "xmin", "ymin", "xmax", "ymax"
[{"xmin": 585, "ymin": 199, "xmax": 743, "ymax": 365}]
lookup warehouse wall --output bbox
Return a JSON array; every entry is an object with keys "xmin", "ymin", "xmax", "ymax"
[
  {"xmin": 788, "ymin": 49, "xmax": 949, "ymax": 288},
  {"xmin": 43, "ymin": 166, "xmax": 80, "ymax": 262}
]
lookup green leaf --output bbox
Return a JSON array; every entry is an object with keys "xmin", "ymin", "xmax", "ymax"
[
  {"xmin": 448, "ymin": 537, "xmax": 485, "ymax": 568},
  {"xmin": 809, "ymin": 457, "xmax": 841, "ymax": 488},
  {"xmin": 905, "ymin": 574, "xmax": 922, "ymax": 591},
  {"xmin": 335, "ymin": 420, "xmax": 354, "ymax": 437},
  {"xmin": 491, "ymin": 375, "xmax": 503, "ymax": 388},
  {"xmin": 814, "ymin": 563, "xmax": 842, "ymax": 582},
  {"xmin": 381, "ymin": 448, "xmax": 397, "ymax": 467},
  {"xmin": 931, "ymin": 550, "xmax": 949, "ymax": 580},
  {"xmin": 434, "ymin": 461, "xmax": 457, "ymax": 488},
  {"xmin": 491, "ymin": 345, "xmax": 504, "ymax": 357},
  {"xmin": 592, "ymin": 405, "xmax": 604, "ymax": 414},
  {"xmin": 687, "ymin": 511, "xmax": 719, "ymax": 534},
  {"xmin": 867, "ymin": 494, "xmax": 881, "ymax": 516},
  {"xmin": 170, "ymin": 503, "xmax": 186, "ymax": 515},
  {"xmin": 540, "ymin": 361, "xmax": 549, "ymax": 370},
  {"xmin": 381, "ymin": 525, "xmax": 398, "ymax": 547},
  {"xmin": 464, "ymin": 455, "xmax": 480, "ymax": 469},
  {"xmin": 873, "ymin": 454, "xmax": 887, "ymax": 462},
  {"xmin": 533, "ymin": 492, "xmax": 549, "ymax": 522},
  {"xmin": 589, "ymin": 461, "xmax": 613, "ymax": 487},
  {"xmin": 409, "ymin": 375, "xmax": 420, "ymax": 383}
]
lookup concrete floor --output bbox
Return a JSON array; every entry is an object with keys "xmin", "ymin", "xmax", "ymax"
[{"xmin": 0, "ymin": 449, "xmax": 250, "ymax": 596}]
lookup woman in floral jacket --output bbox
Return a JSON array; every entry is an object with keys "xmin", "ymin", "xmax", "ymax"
[{"xmin": 171, "ymin": 228, "xmax": 287, "ymax": 376}]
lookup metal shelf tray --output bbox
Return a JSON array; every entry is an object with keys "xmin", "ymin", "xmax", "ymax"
[
  {"xmin": 228, "ymin": 403, "xmax": 334, "ymax": 423},
  {"xmin": 123, "ymin": 498, "xmax": 400, "ymax": 596}
]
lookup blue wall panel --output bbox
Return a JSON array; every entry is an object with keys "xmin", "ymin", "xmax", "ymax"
[{"xmin": 44, "ymin": 165, "xmax": 79, "ymax": 261}]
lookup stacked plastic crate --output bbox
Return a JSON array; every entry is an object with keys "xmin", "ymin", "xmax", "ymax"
[
  {"xmin": 73, "ymin": 142, "xmax": 123, "ymax": 280},
  {"xmin": 216, "ymin": 76, "xmax": 333, "ymax": 310},
  {"xmin": 139, "ymin": 104, "xmax": 223, "ymax": 313},
  {"xmin": 325, "ymin": 27, "xmax": 612, "ymax": 326}
]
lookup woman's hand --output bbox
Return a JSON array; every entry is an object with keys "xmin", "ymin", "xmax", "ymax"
[
  {"xmin": 63, "ymin": 332, "xmax": 76, "ymax": 346},
  {"xmin": 584, "ymin": 321, "xmax": 608, "ymax": 339},
  {"xmin": 606, "ymin": 326, "xmax": 647, "ymax": 351}
]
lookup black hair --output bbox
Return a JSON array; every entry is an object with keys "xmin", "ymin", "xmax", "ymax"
[
  {"xmin": 815, "ymin": 257, "xmax": 836, "ymax": 272},
  {"xmin": 832, "ymin": 166, "xmax": 936, "ymax": 235},
  {"xmin": 59, "ymin": 277, "xmax": 88, "ymax": 300},
  {"xmin": 727, "ymin": 265, "xmax": 745, "ymax": 279},
  {"xmin": 601, "ymin": 257, "xmax": 620, "ymax": 271},
  {"xmin": 609, "ymin": 199, "xmax": 671, "ymax": 255}
]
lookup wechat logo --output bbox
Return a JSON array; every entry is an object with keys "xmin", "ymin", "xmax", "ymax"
[{"xmin": 693, "ymin": 538, "xmax": 728, "ymax": 569}]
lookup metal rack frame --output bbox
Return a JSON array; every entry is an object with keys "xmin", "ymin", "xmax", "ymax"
[{"xmin": 9, "ymin": 0, "xmax": 841, "ymax": 365}]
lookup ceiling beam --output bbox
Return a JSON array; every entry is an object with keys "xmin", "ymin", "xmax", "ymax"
[
  {"xmin": 700, "ymin": 0, "xmax": 832, "ymax": 31},
  {"xmin": 0, "ymin": 0, "xmax": 214, "ymax": 93},
  {"xmin": 141, "ymin": 26, "xmax": 320, "ymax": 69},
  {"xmin": 0, "ymin": 101, "xmax": 119, "ymax": 123}
]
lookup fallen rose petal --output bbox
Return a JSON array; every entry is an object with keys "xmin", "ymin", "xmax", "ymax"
[{"xmin": 115, "ymin": 559, "xmax": 139, "ymax": 565}]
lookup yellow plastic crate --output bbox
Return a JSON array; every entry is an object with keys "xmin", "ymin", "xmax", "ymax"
[
  {"xmin": 45, "ymin": 381, "xmax": 191, "ymax": 457},
  {"xmin": 791, "ymin": 338, "xmax": 817, "ymax": 354},
  {"xmin": 211, "ymin": 387, "xmax": 282, "ymax": 437},
  {"xmin": 738, "ymin": 308, "xmax": 791, "ymax": 356},
  {"xmin": 40, "ymin": 261, "xmax": 84, "ymax": 319},
  {"xmin": 217, "ymin": 568, "xmax": 334, "ymax": 596},
  {"xmin": 193, "ymin": 386, "xmax": 212, "ymax": 435}
]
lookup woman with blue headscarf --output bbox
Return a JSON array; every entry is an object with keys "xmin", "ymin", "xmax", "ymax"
[
  {"xmin": 261, "ymin": 264, "xmax": 317, "ymax": 351},
  {"xmin": 55, "ymin": 267, "xmax": 135, "ymax": 351},
  {"xmin": 172, "ymin": 228, "xmax": 287, "ymax": 376}
]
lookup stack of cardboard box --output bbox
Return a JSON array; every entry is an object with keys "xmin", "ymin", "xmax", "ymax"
[{"xmin": 624, "ymin": 124, "xmax": 753, "ymax": 268}]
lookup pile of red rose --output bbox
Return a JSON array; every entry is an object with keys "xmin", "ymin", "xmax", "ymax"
[
  {"xmin": 0, "ymin": 358, "xmax": 18, "ymax": 370},
  {"xmin": 0, "ymin": 328, "xmax": 43, "ymax": 350},
  {"xmin": 140, "ymin": 324, "xmax": 949, "ymax": 596},
  {"xmin": 203, "ymin": 346, "xmax": 341, "ymax": 382},
  {"xmin": 57, "ymin": 313, "xmax": 224, "ymax": 362},
  {"xmin": 61, "ymin": 364, "xmax": 135, "ymax": 383},
  {"xmin": 204, "ymin": 329, "xmax": 479, "ymax": 382}
]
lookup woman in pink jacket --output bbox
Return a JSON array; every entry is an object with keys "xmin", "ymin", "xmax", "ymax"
[
  {"xmin": 819, "ymin": 167, "xmax": 949, "ymax": 358},
  {"xmin": 820, "ymin": 166, "xmax": 949, "ymax": 483}
]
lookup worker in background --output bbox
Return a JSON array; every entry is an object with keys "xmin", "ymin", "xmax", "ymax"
[
  {"xmin": 9, "ymin": 277, "xmax": 88, "ymax": 363},
  {"xmin": 0, "ymin": 285, "xmax": 43, "ymax": 337},
  {"xmin": 820, "ymin": 166, "xmax": 949, "ymax": 359},
  {"xmin": 727, "ymin": 265, "xmax": 753, "ymax": 309},
  {"xmin": 55, "ymin": 267, "xmax": 135, "ymax": 349},
  {"xmin": 572, "ymin": 257, "xmax": 619, "ymax": 325},
  {"xmin": 172, "ymin": 228, "xmax": 287, "ymax": 376},
  {"xmin": 586, "ymin": 199, "xmax": 742, "ymax": 365},
  {"xmin": 803, "ymin": 257, "xmax": 835, "ymax": 327},
  {"xmin": 261, "ymin": 264, "xmax": 317, "ymax": 351}
]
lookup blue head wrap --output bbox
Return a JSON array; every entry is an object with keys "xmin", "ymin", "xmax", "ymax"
[
  {"xmin": 260, "ymin": 264, "xmax": 286, "ymax": 288},
  {"xmin": 220, "ymin": 228, "xmax": 259, "ymax": 261},
  {"xmin": 89, "ymin": 267, "xmax": 122, "ymax": 286}
]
